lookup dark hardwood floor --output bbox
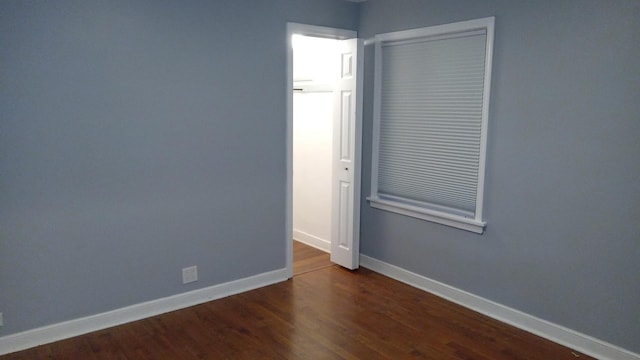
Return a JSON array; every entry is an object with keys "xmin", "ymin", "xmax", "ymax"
[
  {"xmin": 293, "ymin": 240, "xmax": 333, "ymax": 275},
  {"xmin": 1, "ymin": 242, "xmax": 594, "ymax": 359}
]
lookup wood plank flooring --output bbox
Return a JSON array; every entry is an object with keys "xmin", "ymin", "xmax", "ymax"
[
  {"xmin": 1, "ymin": 242, "xmax": 594, "ymax": 359},
  {"xmin": 293, "ymin": 240, "xmax": 333, "ymax": 275}
]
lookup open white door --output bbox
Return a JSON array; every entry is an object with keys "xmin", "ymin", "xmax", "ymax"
[{"xmin": 330, "ymin": 38, "xmax": 363, "ymax": 270}]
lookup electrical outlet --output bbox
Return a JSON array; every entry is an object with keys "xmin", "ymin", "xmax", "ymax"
[{"xmin": 182, "ymin": 266, "xmax": 198, "ymax": 284}]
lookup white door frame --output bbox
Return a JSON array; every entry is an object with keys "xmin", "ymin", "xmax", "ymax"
[{"xmin": 286, "ymin": 23, "xmax": 361, "ymax": 277}]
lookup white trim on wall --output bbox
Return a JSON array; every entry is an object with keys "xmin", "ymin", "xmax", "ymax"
[
  {"xmin": 293, "ymin": 229, "xmax": 331, "ymax": 252},
  {"xmin": 360, "ymin": 255, "xmax": 640, "ymax": 360},
  {"xmin": 0, "ymin": 269, "xmax": 289, "ymax": 356}
]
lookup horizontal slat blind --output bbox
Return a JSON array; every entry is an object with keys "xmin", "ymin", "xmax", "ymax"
[{"xmin": 377, "ymin": 31, "xmax": 487, "ymax": 214}]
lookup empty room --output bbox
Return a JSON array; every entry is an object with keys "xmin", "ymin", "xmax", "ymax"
[{"xmin": 1, "ymin": 0, "xmax": 638, "ymax": 359}]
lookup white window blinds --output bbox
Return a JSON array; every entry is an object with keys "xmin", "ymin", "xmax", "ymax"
[{"xmin": 369, "ymin": 18, "xmax": 494, "ymax": 233}]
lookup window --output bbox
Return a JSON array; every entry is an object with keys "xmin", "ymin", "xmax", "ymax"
[{"xmin": 368, "ymin": 17, "xmax": 495, "ymax": 234}]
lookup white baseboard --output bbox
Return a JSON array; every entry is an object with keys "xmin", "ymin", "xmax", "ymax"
[
  {"xmin": 0, "ymin": 268, "xmax": 289, "ymax": 356},
  {"xmin": 293, "ymin": 229, "xmax": 330, "ymax": 252},
  {"xmin": 360, "ymin": 255, "xmax": 639, "ymax": 360}
]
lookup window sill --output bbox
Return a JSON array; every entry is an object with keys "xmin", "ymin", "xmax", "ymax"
[{"xmin": 367, "ymin": 196, "xmax": 486, "ymax": 234}]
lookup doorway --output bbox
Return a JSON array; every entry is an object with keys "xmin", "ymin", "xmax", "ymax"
[
  {"xmin": 286, "ymin": 23, "xmax": 363, "ymax": 277},
  {"xmin": 292, "ymin": 34, "xmax": 338, "ymax": 272}
]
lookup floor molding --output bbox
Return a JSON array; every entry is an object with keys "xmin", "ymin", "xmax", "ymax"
[
  {"xmin": 293, "ymin": 229, "xmax": 330, "ymax": 252},
  {"xmin": 360, "ymin": 255, "xmax": 639, "ymax": 360},
  {"xmin": 0, "ymin": 268, "xmax": 289, "ymax": 356}
]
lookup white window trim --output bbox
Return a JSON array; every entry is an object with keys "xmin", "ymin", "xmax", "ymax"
[{"xmin": 368, "ymin": 17, "xmax": 495, "ymax": 234}]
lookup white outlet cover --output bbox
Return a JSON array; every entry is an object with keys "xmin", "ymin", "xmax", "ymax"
[{"xmin": 182, "ymin": 266, "xmax": 198, "ymax": 284}]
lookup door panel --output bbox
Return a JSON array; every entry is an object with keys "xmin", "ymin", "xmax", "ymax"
[
  {"xmin": 340, "ymin": 91, "xmax": 352, "ymax": 160},
  {"xmin": 330, "ymin": 38, "xmax": 362, "ymax": 270}
]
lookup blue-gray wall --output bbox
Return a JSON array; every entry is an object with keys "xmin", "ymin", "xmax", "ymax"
[
  {"xmin": 359, "ymin": 0, "xmax": 640, "ymax": 352},
  {"xmin": 2, "ymin": 0, "xmax": 639, "ymax": 355},
  {"xmin": 0, "ymin": 0, "xmax": 357, "ymax": 336}
]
